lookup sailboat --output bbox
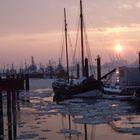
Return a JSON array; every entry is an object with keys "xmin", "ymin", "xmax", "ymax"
[{"xmin": 52, "ymin": 0, "xmax": 102, "ymax": 100}]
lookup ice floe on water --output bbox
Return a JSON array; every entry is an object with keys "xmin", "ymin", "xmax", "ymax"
[
  {"xmin": 111, "ymin": 123, "xmax": 140, "ymax": 135},
  {"xmin": 49, "ymin": 99, "xmax": 140, "ymax": 135},
  {"xmin": 38, "ymin": 137, "xmax": 47, "ymax": 140},
  {"xmin": 58, "ymin": 128, "xmax": 81, "ymax": 135},
  {"xmin": 15, "ymin": 79, "xmax": 140, "ymax": 140},
  {"xmin": 17, "ymin": 133, "xmax": 39, "ymax": 139},
  {"xmin": 28, "ymin": 91, "xmax": 140, "ymax": 135},
  {"xmin": 41, "ymin": 129, "xmax": 51, "ymax": 132}
]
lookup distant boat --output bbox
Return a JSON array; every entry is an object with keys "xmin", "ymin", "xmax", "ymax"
[
  {"xmin": 52, "ymin": 0, "xmax": 102, "ymax": 100},
  {"xmin": 102, "ymin": 66, "xmax": 140, "ymax": 100}
]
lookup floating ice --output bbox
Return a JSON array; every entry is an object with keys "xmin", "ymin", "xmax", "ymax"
[
  {"xmin": 41, "ymin": 129, "xmax": 51, "ymax": 132},
  {"xmin": 17, "ymin": 133, "xmax": 39, "ymax": 139},
  {"xmin": 38, "ymin": 137, "xmax": 47, "ymax": 140},
  {"xmin": 18, "ymin": 79, "xmax": 140, "ymax": 136},
  {"xmin": 58, "ymin": 128, "xmax": 81, "ymax": 135}
]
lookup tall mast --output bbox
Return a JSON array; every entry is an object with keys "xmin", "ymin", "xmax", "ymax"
[
  {"xmin": 64, "ymin": 8, "xmax": 69, "ymax": 82},
  {"xmin": 138, "ymin": 52, "xmax": 140, "ymax": 86},
  {"xmin": 80, "ymin": 0, "xmax": 85, "ymax": 76}
]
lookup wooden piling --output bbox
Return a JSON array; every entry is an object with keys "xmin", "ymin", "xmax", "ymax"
[
  {"xmin": 138, "ymin": 52, "xmax": 140, "ymax": 86},
  {"xmin": 7, "ymin": 91, "xmax": 13, "ymax": 140},
  {"xmin": 84, "ymin": 124, "xmax": 87, "ymax": 140},
  {"xmin": 77, "ymin": 64, "xmax": 80, "ymax": 79},
  {"xmin": 0, "ymin": 73, "xmax": 29, "ymax": 140},
  {"xmin": 97, "ymin": 55, "xmax": 101, "ymax": 81},
  {"xmin": 25, "ymin": 74, "xmax": 29, "ymax": 91},
  {"xmin": 85, "ymin": 58, "xmax": 89, "ymax": 78},
  {"xmin": 0, "ymin": 92, "xmax": 4, "ymax": 140},
  {"xmin": 21, "ymin": 74, "xmax": 25, "ymax": 90},
  {"xmin": 16, "ymin": 90, "xmax": 20, "ymax": 111},
  {"xmin": 12, "ymin": 90, "xmax": 17, "ymax": 139}
]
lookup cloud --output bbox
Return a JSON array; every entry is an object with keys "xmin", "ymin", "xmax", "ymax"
[
  {"xmin": 118, "ymin": 0, "xmax": 140, "ymax": 9},
  {"xmin": 88, "ymin": 24, "xmax": 140, "ymax": 34},
  {"xmin": 0, "ymin": 32, "xmax": 62, "ymax": 45},
  {"xmin": 0, "ymin": 0, "xmax": 140, "ymax": 65},
  {"xmin": 119, "ymin": 4, "xmax": 132, "ymax": 9},
  {"xmin": 136, "ymin": 1, "xmax": 140, "ymax": 7}
]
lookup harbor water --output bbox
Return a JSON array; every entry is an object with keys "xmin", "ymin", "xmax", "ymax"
[{"xmin": 1, "ymin": 79, "xmax": 140, "ymax": 140}]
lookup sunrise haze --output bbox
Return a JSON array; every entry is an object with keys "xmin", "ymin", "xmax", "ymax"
[{"xmin": 0, "ymin": 0, "xmax": 140, "ymax": 68}]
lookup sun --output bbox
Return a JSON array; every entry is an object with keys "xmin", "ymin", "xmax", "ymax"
[{"xmin": 115, "ymin": 44, "xmax": 123, "ymax": 52}]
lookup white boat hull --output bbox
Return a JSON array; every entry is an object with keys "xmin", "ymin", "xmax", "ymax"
[
  {"xmin": 103, "ymin": 87, "xmax": 122, "ymax": 94},
  {"xmin": 73, "ymin": 89, "xmax": 102, "ymax": 98}
]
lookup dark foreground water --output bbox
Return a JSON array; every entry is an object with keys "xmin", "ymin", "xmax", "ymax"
[{"xmin": 1, "ymin": 79, "xmax": 140, "ymax": 140}]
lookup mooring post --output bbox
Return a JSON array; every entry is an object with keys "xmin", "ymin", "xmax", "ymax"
[
  {"xmin": 0, "ymin": 92, "xmax": 4, "ymax": 140},
  {"xmin": 85, "ymin": 58, "xmax": 89, "ymax": 78},
  {"xmin": 12, "ymin": 90, "xmax": 17, "ymax": 139},
  {"xmin": 77, "ymin": 63, "xmax": 80, "ymax": 79},
  {"xmin": 138, "ymin": 52, "xmax": 140, "ymax": 86},
  {"xmin": 20, "ymin": 74, "xmax": 24, "ymax": 90},
  {"xmin": 16, "ymin": 74, "xmax": 20, "ymax": 99},
  {"xmin": 16, "ymin": 74, "xmax": 21, "ymax": 111},
  {"xmin": 25, "ymin": 74, "xmax": 29, "ymax": 91},
  {"xmin": 97, "ymin": 55, "xmax": 101, "ymax": 81},
  {"xmin": 84, "ymin": 124, "xmax": 87, "ymax": 140},
  {"xmin": 68, "ymin": 115, "xmax": 72, "ymax": 140},
  {"xmin": 7, "ymin": 91, "xmax": 13, "ymax": 140},
  {"xmin": 16, "ymin": 90, "xmax": 20, "ymax": 111},
  {"xmin": 68, "ymin": 115, "xmax": 71, "ymax": 130}
]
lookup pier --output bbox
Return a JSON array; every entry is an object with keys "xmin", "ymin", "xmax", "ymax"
[{"xmin": 0, "ymin": 74, "xmax": 29, "ymax": 140}]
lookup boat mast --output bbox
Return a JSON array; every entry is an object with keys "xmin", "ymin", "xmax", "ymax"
[
  {"xmin": 80, "ymin": 0, "xmax": 85, "ymax": 76},
  {"xmin": 138, "ymin": 52, "xmax": 140, "ymax": 86},
  {"xmin": 64, "ymin": 8, "xmax": 69, "ymax": 82}
]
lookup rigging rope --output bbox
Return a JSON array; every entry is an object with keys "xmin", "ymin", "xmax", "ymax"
[
  {"xmin": 71, "ymin": 19, "xmax": 80, "ymax": 75},
  {"xmin": 60, "ymin": 32, "xmax": 64, "ymax": 64},
  {"xmin": 69, "ymin": 15, "xmax": 96, "ymax": 77},
  {"xmin": 83, "ymin": 19, "xmax": 96, "ymax": 75},
  {"xmin": 68, "ymin": 33, "xmax": 74, "ymax": 61}
]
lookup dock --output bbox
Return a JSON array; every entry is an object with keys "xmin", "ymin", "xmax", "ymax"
[{"xmin": 0, "ymin": 74, "xmax": 30, "ymax": 140}]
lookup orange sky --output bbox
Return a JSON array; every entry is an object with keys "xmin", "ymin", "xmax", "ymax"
[{"xmin": 0, "ymin": 0, "xmax": 140, "ymax": 68}]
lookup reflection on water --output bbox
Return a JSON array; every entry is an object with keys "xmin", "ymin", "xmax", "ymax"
[{"xmin": 0, "ymin": 79, "xmax": 140, "ymax": 140}]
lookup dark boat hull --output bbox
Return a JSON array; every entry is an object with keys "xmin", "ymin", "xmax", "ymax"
[
  {"xmin": 52, "ymin": 78, "xmax": 102, "ymax": 100},
  {"xmin": 133, "ymin": 88, "xmax": 140, "ymax": 103}
]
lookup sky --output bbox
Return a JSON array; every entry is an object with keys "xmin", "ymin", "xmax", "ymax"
[{"xmin": 0, "ymin": 0, "xmax": 140, "ymax": 68}]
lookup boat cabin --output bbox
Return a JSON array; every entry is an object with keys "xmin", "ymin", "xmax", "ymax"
[{"xmin": 119, "ymin": 66, "xmax": 140, "ymax": 88}]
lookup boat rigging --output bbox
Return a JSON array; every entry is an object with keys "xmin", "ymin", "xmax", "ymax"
[{"xmin": 52, "ymin": 0, "xmax": 102, "ymax": 100}]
